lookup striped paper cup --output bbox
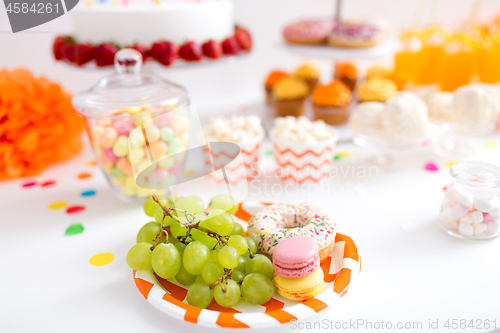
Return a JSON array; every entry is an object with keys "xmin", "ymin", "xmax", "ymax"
[{"xmin": 271, "ymin": 128, "xmax": 339, "ymax": 184}]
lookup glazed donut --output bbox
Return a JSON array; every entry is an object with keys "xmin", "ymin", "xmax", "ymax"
[
  {"xmin": 247, "ymin": 203, "xmax": 336, "ymax": 262},
  {"xmin": 328, "ymin": 21, "xmax": 386, "ymax": 48},
  {"xmin": 283, "ymin": 19, "xmax": 334, "ymax": 45}
]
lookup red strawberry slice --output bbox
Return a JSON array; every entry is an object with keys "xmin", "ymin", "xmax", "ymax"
[
  {"xmin": 74, "ymin": 43, "xmax": 95, "ymax": 66},
  {"xmin": 151, "ymin": 41, "xmax": 179, "ymax": 66},
  {"xmin": 95, "ymin": 43, "xmax": 118, "ymax": 67},
  {"xmin": 129, "ymin": 44, "xmax": 147, "ymax": 62},
  {"xmin": 235, "ymin": 28, "xmax": 252, "ymax": 50},
  {"xmin": 53, "ymin": 36, "xmax": 74, "ymax": 60},
  {"xmin": 222, "ymin": 37, "xmax": 240, "ymax": 55},
  {"xmin": 202, "ymin": 40, "xmax": 222, "ymax": 59},
  {"xmin": 179, "ymin": 41, "xmax": 203, "ymax": 61}
]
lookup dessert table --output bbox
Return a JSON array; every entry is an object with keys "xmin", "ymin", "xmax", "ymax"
[{"xmin": 1, "ymin": 120, "xmax": 500, "ymax": 332}]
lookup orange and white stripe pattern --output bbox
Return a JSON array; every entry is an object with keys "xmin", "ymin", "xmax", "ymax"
[
  {"xmin": 206, "ymin": 141, "xmax": 262, "ymax": 185},
  {"xmin": 273, "ymin": 141, "xmax": 336, "ymax": 184},
  {"xmin": 133, "ymin": 201, "xmax": 360, "ymax": 329}
]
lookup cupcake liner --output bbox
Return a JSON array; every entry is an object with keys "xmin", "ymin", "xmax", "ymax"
[
  {"xmin": 272, "ymin": 130, "xmax": 338, "ymax": 184},
  {"xmin": 273, "ymin": 97, "xmax": 306, "ymax": 117},
  {"xmin": 313, "ymin": 104, "xmax": 350, "ymax": 125}
]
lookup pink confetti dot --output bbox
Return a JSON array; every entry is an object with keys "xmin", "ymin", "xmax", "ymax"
[
  {"xmin": 66, "ymin": 205, "xmax": 85, "ymax": 214},
  {"xmin": 22, "ymin": 181, "xmax": 37, "ymax": 188},
  {"xmin": 424, "ymin": 162, "xmax": 439, "ymax": 172}
]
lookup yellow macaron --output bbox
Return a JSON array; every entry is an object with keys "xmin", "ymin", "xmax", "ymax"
[{"xmin": 273, "ymin": 268, "xmax": 325, "ymax": 301}]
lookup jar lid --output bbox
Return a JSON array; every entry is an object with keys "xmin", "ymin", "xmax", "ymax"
[
  {"xmin": 72, "ymin": 48, "xmax": 189, "ymax": 119},
  {"xmin": 450, "ymin": 161, "xmax": 500, "ymax": 189}
]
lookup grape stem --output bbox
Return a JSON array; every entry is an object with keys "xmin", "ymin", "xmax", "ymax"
[
  {"xmin": 152, "ymin": 195, "xmax": 230, "ymax": 246},
  {"xmin": 210, "ymin": 269, "xmax": 233, "ymax": 290}
]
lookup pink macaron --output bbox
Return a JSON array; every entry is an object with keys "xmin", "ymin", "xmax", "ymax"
[{"xmin": 272, "ymin": 236, "xmax": 320, "ymax": 278}]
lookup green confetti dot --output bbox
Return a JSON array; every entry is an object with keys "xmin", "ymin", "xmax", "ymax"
[
  {"xmin": 65, "ymin": 223, "xmax": 85, "ymax": 236},
  {"xmin": 265, "ymin": 150, "xmax": 274, "ymax": 156},
  {"xmin": 334, "ymin": 154, "xmax": 341, "ymax": 161}
]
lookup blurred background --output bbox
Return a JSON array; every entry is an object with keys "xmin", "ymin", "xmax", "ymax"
[{"xmin": 2, "ymin": 0, "xmax": 500, "ymax": 112}]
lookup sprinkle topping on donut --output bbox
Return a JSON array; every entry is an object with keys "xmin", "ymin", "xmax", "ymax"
[
  {"xmin": 247, "ymin": 203, "xmax": 336, "ymax": 256},
  {"xmin": 331, "ymin": 21, "xmax": 383, "ymax": 42},
  {"xmin": 283, "ymin": 19, "xmax": 335, "ymax": 43}
]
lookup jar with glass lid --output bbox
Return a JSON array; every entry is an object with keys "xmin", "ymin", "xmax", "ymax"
[
  {"xmin": 440, "ymin": 161, "xmax": 500, "ymax": 240},
  {"xmin": 72, "ymin": 49, "xmax": 190, "ymax": 203}
]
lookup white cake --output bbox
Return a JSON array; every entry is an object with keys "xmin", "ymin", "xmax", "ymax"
[{"xmin": 72, "ymin": 0, "xmax": 235, "ymax": 46}]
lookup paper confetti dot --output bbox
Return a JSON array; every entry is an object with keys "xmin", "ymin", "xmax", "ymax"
[
  {"xmin": 86, "ymin": 159, "xmax": 97, "ymax": 167},
  {"xmin": 334, "ymin": 154, "xmax": 341, "ymax": 161},
  {"xmin": 484, "ymin": 140, "xmax": 499, "ymax": 148},
  {"xmin": 184, "ymin": 169, "xmax": 195, "ymax": 176},
  {"xmin": 445, "ymin": 160, "xmax": 459, "ymax": 168},
  {"xmin": 22, "ymin": 181, "xmax": 37, "ymax": 188},
  {"xmin": 66, "ymin": 205, "xmax": 85, "ymax": 214},
  {"xmin": 424, "ymin": 162, "xmax": 439, "ymax": 172},
  {"xmin": 78, "ymin": 172, "xmax": 92, "ymax": 179},
  {"xmin": 48, "ymin": 201, "xmax": 67, "ymax": 210},
  {"xmin": 65, "ymin": 223, "xmax": 84, "ymax": 235},
  {"xmin": 89, "ymin": 253, "xmax": 114, "ymax": 266},
  {"xmin": 338, "ymin": 151, "xmax": 352, "ymax": 158},
  {"xmin": 41, "ymin": 180, "xmax": 56, "ymax": 187},
  {"xmin": 265, "ymin": 150, "xmax": 274, "ymax": 156},
  {"xmin": 421, "ymin": 139, "xmax": 430, "ymax": 147},
  {"xmin": 443, "ymin": 185, "xmax": 448, "ymax": 192},
  {"xmin": 81, "ymin": 190, "xmax": 96, "ymax": 197}
]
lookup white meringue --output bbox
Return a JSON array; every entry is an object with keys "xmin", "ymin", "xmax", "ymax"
[
  {"xmin": 424, "ymin": 91, "xmax": 453, "ymax": 123},
  {"xmin": 349, "ymin": 101, "xmax": 385, "ymax": 137},
  {"xmin": 452, "ymin": 84, "xmax": 499, "ymax": 130}
]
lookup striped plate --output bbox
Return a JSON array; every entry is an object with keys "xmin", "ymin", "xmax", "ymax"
[{"xmin": 133, "ymin": 201, "xmax": 361, "ymax": 329}]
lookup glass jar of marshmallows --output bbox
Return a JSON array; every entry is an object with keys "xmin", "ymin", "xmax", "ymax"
[{"xmin": 440, "ymin": 161, "xmax": 500, "ymax": 240}]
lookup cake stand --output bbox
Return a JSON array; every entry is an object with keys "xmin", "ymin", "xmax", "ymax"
[
  {"xmin": 353, "ymin": 132, "xmax": 426, "ymax": 169},
  {"xmin": 427, "ymin": 121, "xmax": 496, "ymax": 157},
  {"xmin": 281, "ymin": 0, "xmax": 398, "ymax": 142}
]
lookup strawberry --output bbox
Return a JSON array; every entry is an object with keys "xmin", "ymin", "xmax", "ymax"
[
  {"xmin": 234, "ymin": 28, "xmax": 252, "ymax": 51},
  {"xmin": 95, "ymin": 43, "xmax": 118, "ymax": 67},
  {"xmin": 222, "ymin": 37, "xmax": 240, "ymax": 55},
  {"xmin": 151, "ymin": 41, "xmax": 179, "ymax": 66},
  {"xmin": 62, "ymin": 44, "xmax": 77, "ymax": 63},
  {"xmin": 202, "ymin": 40, "xmax": 222, "ymax": 59},
  {"xmin": 74, "ymin": 43, "xmax": 95, "ymax": 66},
  {"xmin": 129, "ymin": 43, "xmax": 147, "ymax": 62},
  {"xmin": 53, "ymin": 36, "xmax": 74, "ymax": 60},
  {"xmin": 179, "ymin": 41, "xmax": 203, "ymax": 61}
]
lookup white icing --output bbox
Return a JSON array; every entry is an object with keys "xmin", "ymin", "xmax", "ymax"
[
  {"xmin": 424, "ymin": 91, "xmax": 453, "ymax": 123},
  {"xmin": 271, "ymin": 116, "xmax": 336, "ymax": 143},
  {"xmin": 203, "ymin": 115, "xmax": 264, "ymax": 143},
  {"xmin": 349, "ymin": 101, "xmax": 385, "ymax": 137},
  {"xmin": 381, "ymin": 91, "xmax": 428, "ymax": 142},
  {"xmin": 452, "ymin": 84, "xmax": 499, "ymax": 130},
  {"xmin": 72, "ymin": 0, "xmax": 234, "ymax": 46}
]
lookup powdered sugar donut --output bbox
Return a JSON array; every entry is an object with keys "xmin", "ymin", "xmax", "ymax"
[
  {"xmin": 283, "ymin": 19, "xmax": 334, "ymax": 45},
  {"xmin": 247, "ymin": 203, "xmax": 336, "ymax": 262}
]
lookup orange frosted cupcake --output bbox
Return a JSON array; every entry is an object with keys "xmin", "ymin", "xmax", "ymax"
[
  {"xmin": 272, "ymin": 77, "xmax": 309, "ymax": 117},
  {"xmin": 265, "ymin": 70, "xmax": 289, "ymax": 104},
  {"xmin": 334, "ymin": 62, "xmax": 358, "ymax": 91},
  {"xmin": 312, "ymin": 80, "xmax": 352, "ymax": 125}
]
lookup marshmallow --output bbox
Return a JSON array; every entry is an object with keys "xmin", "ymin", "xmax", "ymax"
[
  {"xmin": 456, "ymin": 194, "xmax": 474, "ymax": 209},
  {"xmin": 473, "ymin": 223, "xmax": 487, "ymax": 235},
  {"xmin": 459, "ymin": 212, "xmax": 474, "ymax": 224},
  {"xmin": 472, "ymin": 210, "xmax": 484, "ymax": 224},
  {"xmin": 451, "ymin": 203, "xmax": 470, "ymax": 218},
  {"xmin": 458, "ymin": 222, "xmax": 474, "ymax": 236},
  {"xmin": 473, "ymin": 198, "xmax": 493, "ymax": 213}
]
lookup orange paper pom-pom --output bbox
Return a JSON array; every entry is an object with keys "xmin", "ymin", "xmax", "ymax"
[{"xmin": 0, "ymin": 68, "xmax": 84, "ymax": 180}]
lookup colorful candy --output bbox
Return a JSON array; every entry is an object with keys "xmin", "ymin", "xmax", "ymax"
[{"xmin": 87, "ymin": 106, "xmax": 190, "ymax": 200}]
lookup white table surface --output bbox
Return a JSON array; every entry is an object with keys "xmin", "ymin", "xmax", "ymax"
[{"xmin": 1, "ymin": 130, "xmax": 500, "ymax": 333}]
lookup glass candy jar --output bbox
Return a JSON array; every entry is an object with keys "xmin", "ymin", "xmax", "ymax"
[
  {"xmin": 440, "ymin": 161, "xmax": 500, "ymax": 240},
  {"xmin": 73, "ymin": 49, "xmax": 190, "ymax": 203}
]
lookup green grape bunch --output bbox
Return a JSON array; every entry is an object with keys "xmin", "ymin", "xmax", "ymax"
[{"xmin": 126, "ymin": 194, "xmax": 275, "ymax": 309}]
